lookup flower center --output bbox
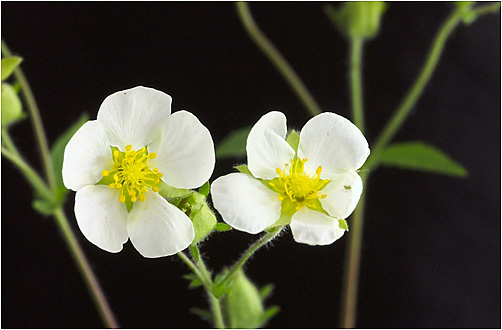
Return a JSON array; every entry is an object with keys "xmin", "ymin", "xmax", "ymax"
[
  {"xmin": 267, "ymin": 158, "xmax": 330, "ymax": 211},
  {"xmin": 101, "ymin": 145, "xmax": 163, "ymax": 203}
]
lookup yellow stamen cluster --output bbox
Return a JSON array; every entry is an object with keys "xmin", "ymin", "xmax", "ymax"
[
  {"xmin": 268, "ymin": 158, "xmax": 330, "ymax": 211},
  {"xmin": 102, "ymin": 144, "xmax": 163, "ymax": 203}
]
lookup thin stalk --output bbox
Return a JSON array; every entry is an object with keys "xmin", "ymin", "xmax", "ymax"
[
  {"xmin": 219, "ymin": 226, "xmax": 284, "ymax": 288},
  {"xmin": 235, "ymin": 2, "xmax": 322, "ymax": 117},
  {"xmin": 53, "ymin": 209, "xmax": 119, "ymax": 328},
  {"xmin": 2, "ymin": 127, "xmax": 22, "ymax": 158},
  {"xmin": 340, "ymin": 171, "xmax": 368, "ymax": 328},
  {"xmin": 1, "ymin": 146, "xmax": 54, "ymax": 202},
  {"xmin": 2, "ymin": 41, "xmax": 57, "ymax": 190},
  {"xmin": 350, "ymin": 38, "xmax": 365, "ymax": 132},
  {"xmin": 190, "ymin": 247, "xmax": 226, "ymax": 329},
  {"xmin": 341, "ymin": 5, "xmax": 471, "ymax": 328},
  {"xmin": 177, "ymin": 252, "xmax": 207, "ymax": 286},
  {"xmin": 364, "ymin": 8, "xmax": 465, "ymax": 172}
]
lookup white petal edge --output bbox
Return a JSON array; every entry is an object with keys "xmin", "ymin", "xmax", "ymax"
[
  {"xmin": 211, "ymin": 173, "xmax": 281, "ymax": 234},
  {"xmin": 247, "ymin": 111, "xmax": 295, "ymax": 180},
  {"xmin": 320, "ymin": 170, "xmax": 363, "ymax": 219},
  {"xmin": 97, "ymin": 86, "xmax": 172, "ymax": 150},
  {"xmin": 74, "ymin": 185, "xmax": 129, "ymax": 253},
  {"xmin": 290, "ymin": 207, "xmax": 345, "ymax": 246},
  {"xmin": 127, "ymin": 191, "xmax": 194, "ymax": 258},
  {"xmin": 62, "ymin": 120, "xmax": 114, "ymax": 191},
  {"xmin": 298, "ymin": 112, "xmax": 370, "ymax": 177},
  {"xmin": 148, "ymin": 110, "xmax": 215, "ymax": 189}
]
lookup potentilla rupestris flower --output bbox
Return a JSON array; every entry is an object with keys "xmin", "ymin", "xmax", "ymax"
[
  {"xmin": 211, "ymin": 111, "xmax": 369, "ymax": 245},
  {"xmin": 62, "ymin": 86, "xmax": 215, "ymax": 257}
]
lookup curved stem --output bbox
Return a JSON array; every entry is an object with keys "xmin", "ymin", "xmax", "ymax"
[
  {"xmin": 2, "ymin": 127, "xmax": 22, "ymax": 158},
  {"xmin": 219, "ymin": 226, "xmax": 284, "ymax": 288},
  {"xmin": 2, "ymin": 41, "xmax": 57, "ymax": 191},
  {"xmin": 350, "ymin": 38, "xmax": 365, "ymax": 132},
  {"xmin": 53, "ymin": 209, "xmax": 119, "ymax": 328},
  {"xmin": 364, "ymin": 7, "xmax": 466, "ymax": 172},
  {"xmin": 1, "ymin": 146, "xmax": 54, "ymax": 202},
  {"xmin": 235, "ymin": 2, "xmax": 322, "ymax": 117}
]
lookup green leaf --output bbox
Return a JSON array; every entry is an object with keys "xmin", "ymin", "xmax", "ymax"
[
  {"xmin": 214, "ymin": 222, "xmax": 232, "ymax": 232},
  {"xmin": 1, "ymin": 83, "xmax": 25, "ymax": 127},
  {"xmin": 1, "ymin": 56, "xmax": 23, "ymax": 81},
  {"xmin": 215, "ymin": 126, "xmax": 251, "ymax": 159},
  {"xmin": 50, "ymin": 113, "xmax": 89, "ymax": 191},
  {"xmin": 199, "ymin": 181, "xmax": 210, "ymax": 197},
  {"xmin": 380, "ymin": 141, "xmax": 468, "ymax": 177}
]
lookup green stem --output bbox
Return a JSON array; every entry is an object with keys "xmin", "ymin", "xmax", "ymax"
[
  {"xmin": 220, "ymin": 226, "xmax": 284, "ymax": 289},
  {"xmin": 235, "ymin": 2, "xmax": 322, "ymax": 117},
  {"xmin": 470, "ymin": 2, "xmax": 501, "ymax": 17},
  {"xmin": 1, "ymin": 146, "xmax": 54, "ymax": 202},
  {"xmin": 177, "ymin": 252, "xmax": 207, "ymax": 286},
  {"xmin": 350, "ymin": 38, "xmax": 365, "ymax": 132},
  {"xmin": 340, "ymin": 171, "xmax": 368, "ymax": 328},
  {"xmin": 2, "ymin": 40, "xmax": 57, "ymax": 191},
  {"xmin": 364, "ymin": 7, "xmax": 466, "ymax": 172},
  {"xmin": 2, "ymin": 127, "xmax": 22, "ymax": 158},
  {"xmin": 53, "ymin": 209, "xmax": 119, "ymax": 328},
  {"xmin": 194, "ymin": 248, "xmax": 226, "ymax": 329}
]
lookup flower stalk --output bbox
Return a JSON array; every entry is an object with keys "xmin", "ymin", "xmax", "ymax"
[{"xmin": 235, "ymin": 2, "xmax": 322, "ymax": 117}]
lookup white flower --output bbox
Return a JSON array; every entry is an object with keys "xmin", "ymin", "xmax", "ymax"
[
  {"xmin": 62, "ymin": 86, "xmax": 215, "ymax": 257},
  {"xmin": 211, "ymin": 111, "xmax": 369, "ymax": 245}
]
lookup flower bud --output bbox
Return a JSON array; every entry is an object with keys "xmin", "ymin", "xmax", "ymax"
[{"xmin": 325, "ymin": 1, "xmax": 387, "ymax": 40}]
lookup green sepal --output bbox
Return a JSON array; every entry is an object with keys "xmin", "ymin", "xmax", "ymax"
[
  {"xmin": 190, "ymin": 307, "xmax": 213, "ymax": 322},
  {"xmin": 1, "ymin": 82, "xmax": 25, "ymax": 127},
  {"xmin": 380, "ymin": 141, "xmax": 468, "ymax": 177},
  {"xmin": 214, "ymin": 222, "xmax": 232, "ymax": 232},
  {"xmin": 285, "ymin": 129, "xmax": 300, "ymax": 155},
  {"xmin": 50, "ymin": 113, "xmax": 89, "ymax": 191},
  {"xmin": 190, "ymin": 244, "xmax": 200, "ymax": 262},
  {"xmin": 157, "ymin": 180, "xmax": 191, "ymax": 199},
  {"xmin": 215, "ymin": 125, "xmax": 251, "ymax": 159},
  {"xmin": 235, "ymin": 164, "xmax": 253, "ymax": 176},
  {"xmin": 259, "ymin": 283, "xmax": 275, "ymax": 300},
  {"xmin": 32, "ymin": 198, "xmax": 59, "ymax": 216},
  {"xmin": 1, "ymin": 56, "xmax": 23, "ymax": 81},
  {"xmin": 199, "ymin": 181, "xmax": 210, "ymax": 197},
  {"xmin": 338, "ymin": 218, "xmax": 349, "ymax": 231}
]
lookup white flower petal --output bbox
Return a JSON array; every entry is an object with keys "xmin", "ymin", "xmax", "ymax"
[
  {"xmin": 148, "ymin": 110, "xmax": 215, "ymax": 189},
  {"xmin": 62, "ymin": 120, "xmax": 114, "ymax": 191},
  {"xmin": 211, "ymin": 173, "xmax": 281, "ymax": 234},
  {"xmin": 320, "ymin": 170, "xmax": 363, "ymax": 219},
  {"xmin": 247, "ymin": 111, "xmax": 295, "ymax": 180},
  {"xmin": 127, "ymin": 191, "xmax": 194, "ymax": 258},
  {"xmin": 290, "ymin": 207, "xmax": 345, "ymax": 246},
  {"xmin": 298, "ymin": 112, "xmax": 370, "ymax": 177},
  {"xmin": 74, "ymin": 185, "xmax": 129, "ymax": 253},
  {"xmin": 97, "ymin": 86, "xmax": 172, "ymax": 150}
]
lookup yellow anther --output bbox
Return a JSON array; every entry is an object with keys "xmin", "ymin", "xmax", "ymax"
[
  {"xmin": 278, "ymin": 195, "xmax": 284, "ymax": 201},
  {"xmin": 316, "ymin": 166, "xmax": 323, "ymax": 175},
  {"xmin": 102, "ymin": 145, "xmax": 164, "ymax": 205},
  {"xmin": 320, "ymin": 194, "xmax": 327, "ymax": 199},
  {"xmin": 276, "ymin": 168, "xmax": 282, "ymax": 175}
]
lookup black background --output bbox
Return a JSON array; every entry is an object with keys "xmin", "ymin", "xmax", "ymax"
[{"xmin": 2, "ymin": 2, "xmax": 500, "ymax": 328}]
